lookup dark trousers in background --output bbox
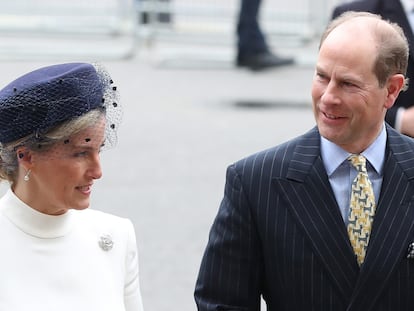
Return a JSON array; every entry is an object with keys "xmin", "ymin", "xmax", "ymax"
[{"xmin": 237, "ymin": 0, "xmax": 268, "ymax": 58}]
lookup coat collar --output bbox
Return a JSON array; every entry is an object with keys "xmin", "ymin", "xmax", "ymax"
[
  {"xmin": 275, "ymin": 125, "xmax": 414, "ymax": 309},
  {"xmin": 0, "ymin": 188, "xmax": 75, "ymax": 238},
  {"xmin": 347, "ymin": 125, "xmax": 414, "ymax": 309},
  {"xmin": 275, "ymin": 127, "xmax": 359, "ymax": 302}
]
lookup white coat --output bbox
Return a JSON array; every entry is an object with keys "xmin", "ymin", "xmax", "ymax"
[{"xmin": 0, "ymin": 189, "xmax": 144, "ymax": 311}]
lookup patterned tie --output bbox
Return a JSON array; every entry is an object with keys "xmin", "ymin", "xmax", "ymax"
[{"xmin": 347, "ymin": 154, "xmax": 376, "ymax": 266}]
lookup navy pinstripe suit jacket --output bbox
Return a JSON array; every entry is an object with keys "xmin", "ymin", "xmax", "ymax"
[{"xmin": 195, "ymin": 125, "xmax": 414, "ymax": 311}]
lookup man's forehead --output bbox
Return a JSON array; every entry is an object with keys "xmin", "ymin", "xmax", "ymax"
[
  {"xmin": 321, "ymin": 21, "xmax": 378, "ymax": 57},
  {"xmin": 329, "ymin": 18, "xmax": 375, "ymax": 41}
]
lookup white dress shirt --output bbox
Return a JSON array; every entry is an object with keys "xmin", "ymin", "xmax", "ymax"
[{"xmin": 321, "ymin": 125, "xmax": 386, "ymax": 224}]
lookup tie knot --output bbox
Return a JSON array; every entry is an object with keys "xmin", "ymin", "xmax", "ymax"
[{"xmin": 348, "ymin": 154, "xmax": 367, "ymax": 173}]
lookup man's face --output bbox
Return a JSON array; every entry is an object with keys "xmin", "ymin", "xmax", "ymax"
[{"xmin": 311, "ymin": 23, "xmax": 389, "ymax": 153}]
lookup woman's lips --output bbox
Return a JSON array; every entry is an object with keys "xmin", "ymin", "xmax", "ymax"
[{"xmin": 76, "ymin": 184, "xmax": 92, "ymax": 194}]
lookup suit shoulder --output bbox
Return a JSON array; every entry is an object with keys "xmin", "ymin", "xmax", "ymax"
[
  {"xmin": 231, "ymin": 128, "xmax": 318, "ymax": 175},
  {"xmin": 397, "ymin": 133, "xmax": 414, "ymax": 151},
  {"xmin": 387, "ymin": 124, "xmax": 414, "ymax": 148}
]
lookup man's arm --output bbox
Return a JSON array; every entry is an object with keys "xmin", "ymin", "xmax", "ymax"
[{"xmin": 194, "ymin": 164, "xmax": 263, "ymax": 311}]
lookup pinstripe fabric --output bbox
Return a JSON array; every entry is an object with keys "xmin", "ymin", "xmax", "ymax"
[{"xmin": 195, "ymin": 124, "xmax": 414, "ymax": 311}]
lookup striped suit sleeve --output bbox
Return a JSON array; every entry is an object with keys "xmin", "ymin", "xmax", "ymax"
[{"xmin": 194, "ymin": 163, "xmax": 262, "ymax": 311}]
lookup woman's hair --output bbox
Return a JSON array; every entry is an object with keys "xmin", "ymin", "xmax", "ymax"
[
  {"xmin": 320, "ymin": 11, "xmax": 409, "ymax": 89},
  {"xmin": 0, "ymin": 108, "xmax": 105, "ymax": 184},
  {"xmin": 0, "ymin": 62, "xmax": 122, "ymax": 185}
]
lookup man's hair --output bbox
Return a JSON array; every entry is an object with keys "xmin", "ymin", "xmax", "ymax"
[{"xmin": 320, "ymin": 11, "xmax": 409, "ymax": 89}]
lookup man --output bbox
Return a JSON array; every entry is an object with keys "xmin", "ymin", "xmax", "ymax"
[
  {"xmin": 236, "ymin": 0, "xmax": 294, "ymax": 70},
  {"xmin": 195, "ymin": 12, "xmax": 414, "ymax": 310},
  {"xmin": 332, "ymin": 0, "xmax": 414, "ymax": 136}
]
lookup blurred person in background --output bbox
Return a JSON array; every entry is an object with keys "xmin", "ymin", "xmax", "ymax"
[
  {"xmin": 236, "ymin": 0, "xmax": 294, "ymax": 70},
  {"xmin": 0, "ymin": 62, "xmax": 143, "ymax": 311},
  {"xmin": 332, "ymin": 0, "xmax": 414, "ymax": 137}
]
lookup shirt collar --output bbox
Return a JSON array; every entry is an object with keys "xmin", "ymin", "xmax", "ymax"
[{"xmin": 321, "ymin": 124, "xmax": 386, "ymax": 176}]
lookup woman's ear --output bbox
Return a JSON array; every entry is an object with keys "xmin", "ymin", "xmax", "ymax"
[{"xmin": 16, "ymin": 147, "xmax": 33, "ymax": 169}]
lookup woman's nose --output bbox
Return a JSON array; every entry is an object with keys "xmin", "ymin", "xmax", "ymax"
[{"xmin": 89, "ymin": 154, "xmax": 103, "ymax": 180}]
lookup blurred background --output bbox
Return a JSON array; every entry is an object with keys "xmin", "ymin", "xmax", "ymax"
[{"xmin": 0, "ymin": 0, "xmax": 343, "ymax": 310}]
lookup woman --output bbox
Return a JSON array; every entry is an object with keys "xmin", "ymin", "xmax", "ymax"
[{"xmin": 0, "ymin": 62, "xmax": 144, "ymax": 311}]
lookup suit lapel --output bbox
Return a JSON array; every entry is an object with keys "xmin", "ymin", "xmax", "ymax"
[
  {"xmin": 273, "ymin": 127, "xmax": 359, "ymax": 303},
  {"xmin": 347, "ymin": 126, "xmax": 414, "ymax": 310}
]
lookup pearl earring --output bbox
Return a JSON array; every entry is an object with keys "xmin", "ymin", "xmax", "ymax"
[{"xmin": 24, "ymin": 169, "xmax": 31, "ymax": 182}]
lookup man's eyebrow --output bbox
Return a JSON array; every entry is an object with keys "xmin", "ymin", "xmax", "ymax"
[{"xmin": 315, "ymin": 66, "xmax": 327, "ymax": 74}]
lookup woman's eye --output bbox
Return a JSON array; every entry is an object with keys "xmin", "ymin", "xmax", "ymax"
[{"xmin": 74, "ymin": 151, "xmax": 88, "ymax": 157}]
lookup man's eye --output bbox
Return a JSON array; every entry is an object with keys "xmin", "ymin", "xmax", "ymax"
[
  {"xmin": 316, "ymin": 73, "xmax": 328, "ymax": 80},
  {"xmin": 343, "ymin": 81, "xmax": 356, "ymax": 87}
]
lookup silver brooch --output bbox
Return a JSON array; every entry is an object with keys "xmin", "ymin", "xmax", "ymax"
[
  {"xmin": 407, "ymin": 242, "xmax": 414, "ymax": 259},
  {"xmin": 99, "ymin": 234, "xmax": 114, "ymax": 251}
]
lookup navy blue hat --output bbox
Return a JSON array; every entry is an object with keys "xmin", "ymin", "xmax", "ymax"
[{"xmin": 0, "ymin": 62, "xmax": 118, "ymax": 144}]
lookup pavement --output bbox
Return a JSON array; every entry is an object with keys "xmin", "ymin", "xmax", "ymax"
[
  {"xmin": 0, "ymin": 4, "xmax": 328, "ymax": 309},
  {"xmin": 101, "ymin": 43, "xmax": 316, "ymax": 311}
]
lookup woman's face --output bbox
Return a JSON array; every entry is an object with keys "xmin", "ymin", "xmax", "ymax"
[{"xmin": 25, "ymin": 121, "xmax": 105, "ymax": 215}]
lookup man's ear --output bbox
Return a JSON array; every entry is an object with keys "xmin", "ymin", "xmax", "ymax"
[{"xmin": 384, "ymin": 74, "xmax": 406, "ymax": 109}]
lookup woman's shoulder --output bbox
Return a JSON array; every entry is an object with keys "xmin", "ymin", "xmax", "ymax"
[
  {"xmin": 75, "ymin": 208, "xmax": 135, "ymax": 237},
  {"xmin": 80, "ymin": 208, "xmax": 129, "ymax": 222}
]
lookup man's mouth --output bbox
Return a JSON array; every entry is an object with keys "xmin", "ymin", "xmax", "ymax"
[{"xmin": 323, "ymin": 112, "xmax": 342, "ymax": 119}]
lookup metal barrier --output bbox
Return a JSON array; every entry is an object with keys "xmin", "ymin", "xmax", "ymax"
[
  {"xmin": 136, "ymin": 0, "xmax": 344, "ymax": 46},
  {"xmin": 0, "ymin": 0, "xmax": 137, "ymax": 60},
  {"xmin": 0, "ymin": 0, "xmax": 344, "ymax": 60},
  {"xmin": 133, "ymin": 0, "xmax": 344, "ymax": 67}
]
